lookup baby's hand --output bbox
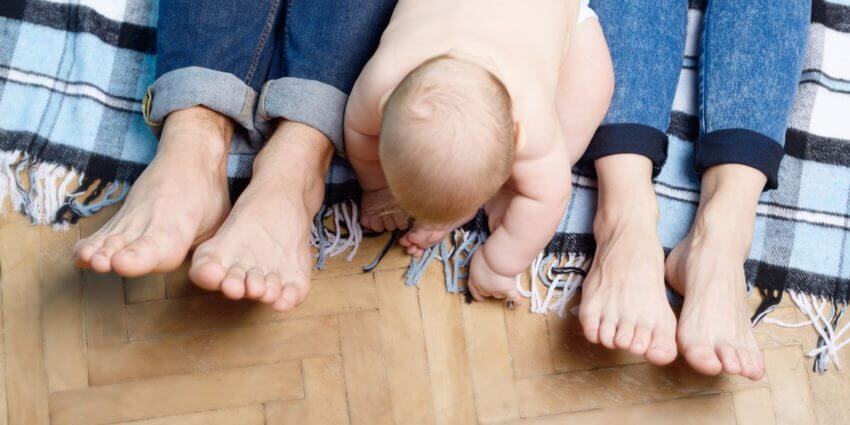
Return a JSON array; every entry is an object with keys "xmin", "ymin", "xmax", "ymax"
[
  {"xmin": 360, "ymin": 188, "xmax": 409, "ymax": 232},
  {"xmin": 468, "ymin": 249, "xmax": 522, "ymax": 303}
]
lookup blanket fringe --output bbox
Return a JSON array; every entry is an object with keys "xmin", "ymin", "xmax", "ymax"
[
  {"xmin": 311, "ymin": 199, "xmax": 363, "ymax": 269},
  {"xmin": 516, "ymin": 252, "xmax": 590, "ymax": 318},
  {"xmin": 761, "ymin": 291, "xmax": 848, "ymax": 372},
  {"xmin": 0, "ymin": 150, "xmax": 127, "ymax": 230},
  {"xmin": 405, "ymin": 229, "xmax": 487, "ymax": 293}
]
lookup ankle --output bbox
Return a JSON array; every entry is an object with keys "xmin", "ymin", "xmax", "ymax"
[{"xmin": 160, "ymin": 107, "xmax": 233, "ymax": 158}]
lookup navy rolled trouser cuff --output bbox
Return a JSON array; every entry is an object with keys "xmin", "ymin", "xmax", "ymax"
[
  {"xmin": 577, "ymin": 124, "xmax": 668, "ymax": 177},
  {"xmin": 695, "ymin": 129, "xmax": 784, "ymax": 190}
]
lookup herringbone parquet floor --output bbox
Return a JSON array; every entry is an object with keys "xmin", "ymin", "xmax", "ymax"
[{"xmin": 0, "ymin": 204, "xmax": 847, "ymax": 425}]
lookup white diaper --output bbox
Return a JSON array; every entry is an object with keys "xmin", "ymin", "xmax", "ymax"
[{"xmin": 578, "ymin": 0, "xmax": 597, "ymax": 24}]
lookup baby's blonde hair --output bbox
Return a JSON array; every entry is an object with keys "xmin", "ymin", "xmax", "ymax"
[{"xmin": 380, "ymin": 56, "xmax": 515, "ymax": 224}]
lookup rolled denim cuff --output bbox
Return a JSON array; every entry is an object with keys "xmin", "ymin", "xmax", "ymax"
[
  {"xmin": 695, "ymin": 129, "xmax": 784, "ymax": 191},
  {"xmin": 257, "ymin": 77, "xmax": 348, "ymax": 153},
  {"xmin": 575, "ymin": 123, "xmax": 669, "ymax": 177},
  {"xmin": 143, "ymin": 67, "xmax": 260, "ymax": 146}
]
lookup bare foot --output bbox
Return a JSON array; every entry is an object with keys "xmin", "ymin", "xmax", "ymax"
[
  {"xmin": 73, "ymin": 107, "xmax": 232, "ymax": 276},
  {"xmin": 399, "ymin": 211, "xmax": 475, "ymax": 258},
  {"xmin": 665, "ymin": 166, "xmax": 766, "ymax": 380},
  {"xmin": 578, "ymin": 155, "xmax": 677, "ymax": 365},
  {"xmin": 188, "ymin": 121, "xmax": 331, "ymax": 312}
]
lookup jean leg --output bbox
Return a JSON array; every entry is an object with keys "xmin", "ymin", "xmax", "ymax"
[
  {"xmin": 579, "ymin": 0, "xmax": 689, "ymax": 176},
  {"xmin": 145, "ymin": 0, "xmax": 283, "ymax": 142},
  {"xmin": 697, "ymin": 0, "xmax": 811, "ymax": 190},
  {"xmin": 256, "ymin": 0, "xmax": 397, "ymax": 152}
]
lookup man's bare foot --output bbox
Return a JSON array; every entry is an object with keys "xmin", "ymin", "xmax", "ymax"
[
  {"xmin": 578, "ymin": 155, "xmax": 678, "ymax": 366},
  {"xmin": 73, "ymin": 107, "xmax": 232, "ymax": 276},
  {"xmin": 665, "ymin": 165, "xmax": 766, "ymax": 380},
  {"xmin": 188, "ymin": 121, "xmax": 332, "ymax": 312}
]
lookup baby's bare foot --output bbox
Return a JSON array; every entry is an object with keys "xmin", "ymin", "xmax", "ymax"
[
  {"xmin": 666, "ymin": 211, "xmax": 764, "ymax": 380},
  {"xmin": 73, "ymin": 108, "xmax": 231, "ymax": 276},
  {"xmin": 189, "ymin": 122, "xmax": 332, "ymax": 312},
  {"xmin": 579, "ymin": 208, "xmax": 678, "ymax": 366},
  {"xmin": 400, "ymin": 220, "xmax": 469, "ymax": 258}
]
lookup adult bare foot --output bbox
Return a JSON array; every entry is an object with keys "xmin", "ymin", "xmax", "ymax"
[
  {"xmin": 73, "ymin": 107, "xmax": 232, "ymax": 276},
  {"xmin": 665, "ymin": 165, "xmax": 765, "ymax": 380},
  {"xmin": 579, "ymin": 155, "xmax": 678, "ymax": 365},
  {"xmin": 188, "ymin": 121, "xmax": 332, "ymax": 312}
]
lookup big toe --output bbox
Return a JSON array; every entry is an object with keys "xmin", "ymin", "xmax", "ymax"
[
  {"xmin": 189, "ymin": 256, "xmax": 228, "ymax": 292},
  {"xmin": 646, "ymin": 330, "xmax": 678, "ymax": 366},
  {"xmin": 683, "ymin": 344, "xmax": 723, "ymax": 376},
  {"xmin": 111, "ymin": 238, "xmax": 161, "ymax": 277}
]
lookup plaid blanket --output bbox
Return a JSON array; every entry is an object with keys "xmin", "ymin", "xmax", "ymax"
[{"xmin": 1, "ymin": 0, "xmax": 849, "ymax": 370}]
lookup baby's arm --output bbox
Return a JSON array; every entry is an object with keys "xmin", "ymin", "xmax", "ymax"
[
  {"xmin": 344, "ymin": 59, "xmax": 409, "ymax": 231},
  {"xmin": 468, "ymin": 131, "xmax": 573, "ymax": 302}
]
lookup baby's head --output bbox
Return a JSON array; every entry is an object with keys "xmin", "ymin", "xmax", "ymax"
[{"xmin": 380, "ymin": 55, "xmax": 516, "ymax": 225}]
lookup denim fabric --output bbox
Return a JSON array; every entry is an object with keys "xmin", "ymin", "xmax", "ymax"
[
  {"xmin": 147, "ymin": 0, "xmax": 395, "ymax": 152},
  {"xmin": 583, "ymin": 0, "xmax": 810, "ymax": 189}
]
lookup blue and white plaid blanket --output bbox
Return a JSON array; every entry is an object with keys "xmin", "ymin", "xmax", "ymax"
[{"xmin": 1, "ymin": 0, "xmax": 849, "ymax": 369}]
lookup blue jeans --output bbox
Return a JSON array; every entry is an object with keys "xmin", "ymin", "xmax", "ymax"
[
  {"xmin": 143, "ymin": 0, "xmax": 396, "ymax": 153},
  {"xmin": 583, "ymin": 0, "xmax": 810, "ymax": 190}
]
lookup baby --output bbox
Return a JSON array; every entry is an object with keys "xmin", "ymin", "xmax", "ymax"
[{"xmin": 344, "ymin": 0, "xmax": 614, "ymax": 301}]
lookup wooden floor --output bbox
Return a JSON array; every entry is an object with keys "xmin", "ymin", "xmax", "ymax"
[{"xmin": 0, "ymin": 205, "xmax": 848, "ymax": 425}]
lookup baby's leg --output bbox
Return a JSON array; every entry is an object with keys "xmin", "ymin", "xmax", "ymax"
[{"xmin": 559, "ymin": 9, "xmax": 681, "ymax": 366}]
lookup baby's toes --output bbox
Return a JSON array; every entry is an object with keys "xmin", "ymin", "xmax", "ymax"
[
  {"xmin": 244, "ymin": 268, "xmax": 267, "ymax": 300},
  {"xmin": 613, "ymin": 321, "xmax": 636, "ymax": 350},
  {"xmin": 220, "ymin": 266, "xmax": 247, "ymax": 300}
]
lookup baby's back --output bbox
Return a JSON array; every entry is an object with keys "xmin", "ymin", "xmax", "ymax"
[{"xmin": 377, "ymin": 0, "xmax": 580, "ymax": 92}]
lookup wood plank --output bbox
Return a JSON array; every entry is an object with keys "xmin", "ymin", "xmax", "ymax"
[
  {"xmin": 733, "ymin": 388, "xmax": 777, "ymax": 425},
  {"xmin": 164, "ymin": 261, "xmax": 205, "ymax": 299},
  {"xmin": 312, "ymin": 233, "xmax": 412, "ymax": 280},
  {"xmin": 0, "ymin": 213, "xmax": 50, "ymax": 425},
  {"xmin": 79, "ymin": 202, "xmax": 128, "ymax": 349},
  {"xmin": 127, "ymin": 273, "xmax": 377, "ymax": 339},
  {"xmin": 504, "ymin": 393, "xmax": 735, "ymax": 425},
  {"xmin": 515, "ymin": 360, "xmax": 767, "ymax": 417},
  {"xmin": 763, "ymin": 346, "xmax": 818, "ymax": 425},
  {"xmin": 39, "ymin": 225, "xmax": 88, "ymax": 392},
  {"xmin": 417, "ymin": 265, "xmax": 477, "ymax": 425},
  {"xmin": 49, "ymin": 362, "xmax": 304, "ymax": 425},
  {"xmin": 338, "ymin": 310, "xmax": 393, "ymax": 425},
  {"xmin": 124, "ymin": 273, "xmax": 166, "ymax": 304},
  {"xmin": 115, "ymin": 405, "xmax": 265, "ymax": 425},
  {"xmin": 462, "ymin": 297, "xmax": 519, "ymax": 423},
  {"xmin": 373, "ymin": 270, "xmax": 435, "ymax": 425},
  {"xmin": 88, "ymin": 316, "xmax": 339, "ymax": 385},
  {"xmin": 265, "ymin": 356, "xmax": 349, "ymax": 425},
  {"xmin": 800, "ymin": 325, "xmax": 850, "ymax": 425},
  {"xmin": 505, "ymin": 274, "xmax": 554, "ymax": 379},
  {"xmin": 546, "ymin": 297, "xmax": 643, "ymax": 372},
  {"xmin": 753, "ymin": 306, "xmax": 806, "ymax": 349}
]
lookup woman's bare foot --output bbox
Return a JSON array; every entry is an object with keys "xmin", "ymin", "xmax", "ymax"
[
  {"xmin": 665, "ymin": 165, "xmax": 766, "ymax": 380},
  {"xmin": 578, "ymin": 155, "xmax": 678, "ymax": 366},
  {"xmin": 73, "ymin": 107, "xmax": 232, "ymax": 276},
  {"xmin": 188, "ymin": 121, "xmax": 332, "ymax": 312}
]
